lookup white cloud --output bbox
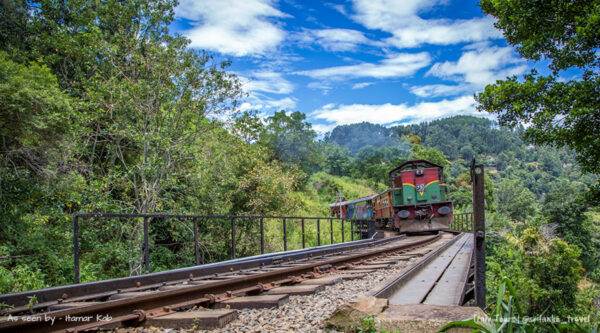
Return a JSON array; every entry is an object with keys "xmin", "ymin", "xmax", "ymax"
[
  {"xmin": 409, "ymin": 84, "xmax": 470, "ymax": 97},
  {"xmin": 264, "ymin": 97, "xmax": 297, "ymax": 110},
  {"xmin": 296, "ymin": 52, "xmax": 430, "ymax": 80},
  {"xmin": 240, "ymin": 96, "xmax": 297, "ymax": 112},
  {"xmin": 385, "ymin": 17, "xmax": 502, "ymax": 48},
  {"xmin": 176, "ymin": 0, "xmax": 287, "ymax": 56},
  {"xmin": 311, "ymin": 95, "xmax": 480, "ymax": 127},
  {"xmin": 307, "ymin": 81, "xmax": 333, "ymax": 95},
  {"xmin": 427, "ymin": 45, "xmax": 527, "ymax": 87},
  {"xmin": 311, "ymin": 123, "xmax": 338, "ymax": 134},
  {"xmin": 329, "ymin": 3, "xmax": 349, "ymax": 16},
  {"xmin": 239, "ymin": 71, "xmax": 294, "ymax": 94},
  {"xmin": 350, "ymin": 0, "xmax": 502, "ymax": 48},
  {"xmin": 308, "ymin": 28, "xmax": 371, "ymax": 51},
  {"xmin": 352, "ymin": 82, "xmax": 374, "ymax": 89}
]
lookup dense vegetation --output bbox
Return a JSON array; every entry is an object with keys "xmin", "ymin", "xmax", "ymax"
[{"xmin": 1, "ymin": 0, "xmax": 598, "ymax": 327}]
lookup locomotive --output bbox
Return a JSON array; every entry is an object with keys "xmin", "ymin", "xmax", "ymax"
[{"xmin": 329, "ymin": 160, "xmax": 453, "ymax": 233}]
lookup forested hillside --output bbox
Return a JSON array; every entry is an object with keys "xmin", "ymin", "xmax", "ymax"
[{"xmin": 1, "ymin": 0, "xmax": 599, "ymax": 326}]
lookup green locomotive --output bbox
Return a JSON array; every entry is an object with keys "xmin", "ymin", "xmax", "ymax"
[{"xmin": 330, "ymin": 160, "xmax": 453, "ymax": 233}]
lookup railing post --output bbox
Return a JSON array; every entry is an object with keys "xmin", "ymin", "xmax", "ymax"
[
  {"xmin": 351, "ymin": 220, "xmax": 354, "ymax": 241},
  {"xmin": 73, "ymin": 215, "xmax": 79, "ymax": 284},
  {"xmin": 341, "ymin": 219, "xmax": 345, "ymax": 243},
  {"xmin": 260, "ymin": 218, "xmax": 265, "ymax": 254},
  {"xmin": 283, "ymin": 218, "xmax": 287, "ymax": 251},
  {"xmin": 231, "ymin": 218, "xmax": 236, "ymax": 259},
  {"xmin": 359, "ymin": 220, "xmax": 363, "ymax": 240},
  {"xmin": 467, "ymin": 214, "xmax": 470, "ymax": 232},
  {"xmin": 317, "ymin": 219, "xmax": 321, "ymax": 246},
  {"xmin": 471, "ymin": 158, "xmax": 486, "ymax": 309},
  {"xmin": 143, "ymin": 217, "xmax": 150, "ymax": 273},
  {"xmin": 367, "ymin": 220, "xmax": 376, "ymax": 238},
  {"xmin": 330, "ymin": 219, "xmax": 333, "ymax": 244},
  {"xmin": 193, "ymin": 218, "xmax": 199, "ymax": 265},
  {"xmin": 301, "ymin": 219, "xmax": 305, "ymax": 249}
]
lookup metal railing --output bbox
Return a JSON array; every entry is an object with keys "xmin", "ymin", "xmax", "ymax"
[
  {"xmin": 450, "ymin": 212, "xmax": 473, "ymax": 232},
  {"xmin": 72, "ymin": 213, "xmax": 373, "ymax": 283}
]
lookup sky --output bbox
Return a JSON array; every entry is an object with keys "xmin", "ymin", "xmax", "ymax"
[{"xmin": 170, "ymin": 0, "xmax": 530, "ymax": 134}]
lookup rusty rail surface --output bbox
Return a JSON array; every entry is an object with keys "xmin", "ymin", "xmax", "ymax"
[{"xmin": 0, "ymin": 233, "xmax": 440, "ymax": 333}]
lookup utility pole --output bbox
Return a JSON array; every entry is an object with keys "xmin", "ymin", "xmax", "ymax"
[{"xmin": 471, "ymin": 157, "xmax": 486, "ymax": 310}]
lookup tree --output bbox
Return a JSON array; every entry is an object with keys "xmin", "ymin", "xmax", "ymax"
[
  {"xmin": 259, "ymin": 111, "xmax": 324, "ymax": 175},
  {"xmin": 325, "ymin": 122, "xmax": 401, "ymax": 155},
  {"xmin": 350, "ymin": 145, "xmax": 390, "ymax": 185},
  {"xmin": 542, "ymin": 184, "xmax": 599, "ymax": 272},
  {"xmin": 409, "ymin": 144, "xmax": 448, "ymax": 168},
  {"xmin": 0, "ymin": 52, "xmax": 73, "ymax": 173},
  {"xmin": 496, "ymin": 179, "xmax": 536, "ymax": 221},
  {"xmin": 0, "ymin": 0, "xmax": 248, "ymax": 284},
  {"xmin": 477, "ymin": 0, "xmax": 600, "ymax": 186},
  {"xmin": 323, "ymin": 143, "xmax": 351, "ymax": 176}
]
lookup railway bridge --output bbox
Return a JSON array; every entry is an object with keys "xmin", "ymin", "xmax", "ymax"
[{"xmin": 0, "ymin": 161, "xmax": 487, "ymax": 332}]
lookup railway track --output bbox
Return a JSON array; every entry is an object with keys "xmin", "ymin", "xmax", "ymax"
[
  {"xmin": 0, "ymin": 232, "xmax": 456, "ymax": 333},
  {"xmin": 373, "ymin": 232, "xmax": 474, "ymax": 305}
]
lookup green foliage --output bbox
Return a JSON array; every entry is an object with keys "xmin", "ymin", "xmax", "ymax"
[
  {"xmin": 357, "ymin": 315, "xmax": 376, "ymax": 333},
  {"xmin": 496, "ymin": 179, "xmax": 536, "ymax": 221},
  {"xmin": 542, "ymin": 185, "xmax": 599, "ymax": 273},
  {"xmin": 0, "ymin": 264, "xmax": 46, "ymax": 294},
  {"xmin": 0, "ymin": 0, "xmax": 299, "ymax": 291},
  {"xmin": 325, "ymin": 122, "xmax": 400, "ymax": 155},
  {"xmin": 260, "ymin": 111, "xmax": 324, "ymax": 176},
  {"xmin": 487, "ymin": 228, "xmax": 584, "ymax": 318},
  {"xmin": 0, "ymin": 4, "xmax": 597, "ymax": 321},
  {"xmin": 393, "ymin": 116, "xmax": 521, "ymax": 160},
  {"xmin": 440, "ymin": 277, "xmax": 590, "ymax": 333},
  {"xmin": 323, "ymin": 143, "xmax": 352, "ymax": 176},
  {"xmin": 477, "ymin": 0, "xmax": 600, "ymax": 179},
  {"xmin": 0, "ymin": 51, "xmax": 73, "ymax": 172},
  {"xmin": 409, "ymin": 143, "xmax": 448, "ymax": 168}
]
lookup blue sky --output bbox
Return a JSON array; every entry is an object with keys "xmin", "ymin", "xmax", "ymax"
[{"xmin": 170, "ymin": 0, "xmax": 529, "ymax": 134}]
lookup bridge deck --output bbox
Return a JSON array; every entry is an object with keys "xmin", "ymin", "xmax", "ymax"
[
  {"xmin": 424, "ymin": 234, "xmax": 473, "ymax": 305},
  {"xmin": 387, "ymin": 233, "xmax": 471, "ymax": 305}
]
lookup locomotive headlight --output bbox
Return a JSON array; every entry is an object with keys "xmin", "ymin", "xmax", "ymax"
[{"xmin": 438, "ymin": 206, "xmax": 452, "ymax": 215}]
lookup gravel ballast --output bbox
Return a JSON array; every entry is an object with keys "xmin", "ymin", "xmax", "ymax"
[{"xmin": 115, "ymin": 237, "xmax": 449, "ymax": 333}]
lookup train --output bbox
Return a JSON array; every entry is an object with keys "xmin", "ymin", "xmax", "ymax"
[{"xmin": 329, "ymin": 160, "xmax": 453, "ymax": 233}]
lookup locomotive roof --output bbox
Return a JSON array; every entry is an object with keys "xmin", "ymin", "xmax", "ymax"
[
  {"xmin": 388, "ymin": 159, "xmax": 443, "ymax": 176},
  {"xmin": 329, "ymin": 193, "xmax": 378, "ymax": 207}
]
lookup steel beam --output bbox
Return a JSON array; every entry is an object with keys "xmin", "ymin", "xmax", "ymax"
[{"xmin": 471, "ymin": 157, "xmax": 486, "ymax": 309}]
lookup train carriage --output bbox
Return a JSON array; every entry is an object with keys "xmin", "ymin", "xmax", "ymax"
[{"xmin": 329, "ymin": 195, "xmax": 375, "ymax": 219}]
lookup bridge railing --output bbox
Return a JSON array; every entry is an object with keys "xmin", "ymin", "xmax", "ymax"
[
  {"xmin": 72, "ymin": 213, "xmax": 372, "ymax": 284},
  {"xmin": 450, "ymin": 212, "xmax": 473, "ymax": 232}
]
